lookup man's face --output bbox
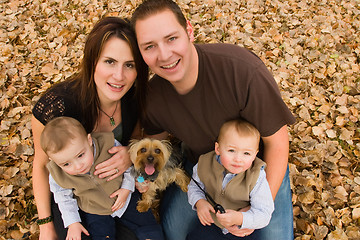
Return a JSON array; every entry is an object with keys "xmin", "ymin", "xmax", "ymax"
[{"xmin": 135, "ymin": 9, "xmax": 196, "ymax": 88}]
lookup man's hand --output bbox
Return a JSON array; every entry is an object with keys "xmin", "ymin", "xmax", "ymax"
[{"xmin": 227, "ymin": 225, "xmax": 254, "ymax": 237}]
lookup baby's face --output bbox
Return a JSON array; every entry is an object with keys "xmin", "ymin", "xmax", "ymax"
[
  {"xmin": 48, "ymin": 134, "xmax": 94, "ymax": 175},
  {"xmin": 215, "ymin": 130, "xmax": 258, "ymax": 174}
]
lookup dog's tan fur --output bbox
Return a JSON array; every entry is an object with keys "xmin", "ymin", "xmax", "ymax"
[{"xmin": 129, "ymin": 138, "xmax": 190, "ymax": 220}]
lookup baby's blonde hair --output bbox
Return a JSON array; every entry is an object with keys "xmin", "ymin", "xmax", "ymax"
[
  {"xmin": 218, "ymin": 119, "xmax": 260, "ymax": 145},
  {"xmin": 40, "ymin": 117, "xmax": 87, "ymax": 155}
]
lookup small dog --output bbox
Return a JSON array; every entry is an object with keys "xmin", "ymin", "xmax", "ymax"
[{"xmin": 129, "ymin": 138, "xmax": 190, "ymax": 220}]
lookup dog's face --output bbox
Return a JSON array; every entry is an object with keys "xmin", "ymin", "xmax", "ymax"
[{"xmin": 129, "ymin": 138, "xmax": 172, "ymax": 181}]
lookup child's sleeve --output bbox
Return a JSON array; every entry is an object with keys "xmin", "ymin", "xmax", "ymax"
[
  {"xmin": 187, "ymin": 163, "xmax": 207, "ymax": 210},
  {"xmin": 121, "ymin": 166, "xmax": 135, "ymax": 192},
  {"xmin": 114, "ymin": 139, "xmax": 121, "ymax": 147},
  {"xmin": 49, "ymin": 174, "xmax": 81, "ymax": 228},
  {"xmin": 240, "ymin": 168, "xmax": 274, "ymax": 229}
]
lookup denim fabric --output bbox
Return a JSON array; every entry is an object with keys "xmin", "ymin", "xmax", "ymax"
[
  {"xmin": 249, "ymin": 167, "xmax": 294, "ymax": 240},
  {"xmin": 161, "ymin": 166, "xmax": 294, "ymax": 240},
  {"xmin": 160, "ymin": 184, "xmax": 198, "ymax": 240},
  {"xmin": 186, "ymin": 220, "xmax": 254, "ymax": 240}
]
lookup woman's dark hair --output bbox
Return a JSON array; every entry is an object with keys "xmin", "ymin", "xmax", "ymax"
[
  {"xmin": 69, "ymin": 17, "xmax": 148, "ymax": 132},
  {"xmin": 131, "ymin": 0, "xmax": 187, "ymax": 31}
]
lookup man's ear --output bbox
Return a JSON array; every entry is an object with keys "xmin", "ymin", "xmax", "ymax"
[{"xmin": 186, "ymin": 20, "xmax": 195, "ymax": 42}]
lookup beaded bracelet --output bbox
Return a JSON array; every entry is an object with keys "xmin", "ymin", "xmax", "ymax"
[{"xmin": 36, "ymin": 216, "xmax": 53, "ymax": 225}]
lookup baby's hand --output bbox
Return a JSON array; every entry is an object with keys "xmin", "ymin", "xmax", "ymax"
[
  {"xmin": 135, "ymin": 179, "xmax": 150, "ymax": 193},
  {"xmin": 216, "ymin": 209, "xmax": 241, "ymax": 229},
  {"xmin": 66, "ymin": 222, "xmax": 89, "ymax": 240},
  {"xmin": 195, "ymin": 199, "xmax": 215, "ymax": 226},
  {"xmin": 110, "ymin": 188, "xmax": 131, "ymax": 212}
]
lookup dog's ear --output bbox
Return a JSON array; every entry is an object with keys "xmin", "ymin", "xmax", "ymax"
[
  {"xmin": 128, "ymin": 139, "xmax": 140, "ymax": 162},
  {"xmin": 160, "ymin": 140, "xmax": 172, "ymax": 159},
  {"xmin": 160, "ymin": 140, "xmax": 172, "ymax": 151},
  {"xmin": 129, "ymin": 139, "xmax": 139, "ymax": 147}
]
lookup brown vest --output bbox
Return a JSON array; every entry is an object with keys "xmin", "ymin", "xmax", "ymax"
[
  {"xmin": 198, "ymin": 151, "xmax": 265, "ymax": 228},
  {"xmin": 47, "ymin": 132, "xmax": 123, "ymax": 215}
]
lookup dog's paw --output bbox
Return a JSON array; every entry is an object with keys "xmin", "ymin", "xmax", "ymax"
[
  {"xmin": 137, "ymin": 201, "xmax": 151, "ymax": 212},
  {"xmin": 175, "ymin": 171, "xmax": 190, "ymax": 192}
]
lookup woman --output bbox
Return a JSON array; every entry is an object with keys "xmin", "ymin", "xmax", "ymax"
[{"xmin": 32, "ymin": 17, "xmax": 148, "ymax": 240}]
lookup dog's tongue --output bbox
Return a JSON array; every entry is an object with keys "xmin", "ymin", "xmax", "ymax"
[{"xmin": 145, "ymin": 163, "xmax": 155, "ymax": 175}]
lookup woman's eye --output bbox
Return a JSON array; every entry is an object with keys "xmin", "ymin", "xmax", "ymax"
[
  {"xmin": 155, "ymin": 149, "xmax": 161, "ymax": 154},
  {"xmin": 140, "ymin": 148, "xmax": 147, "ymax": 153},
  {"xmin": 169, "ymin": 36, "xmax": 176, "ymax": 42},
  {"xmin": 105, "ymin": 59, "xmax": 115, "ymax": 64},
  {"xmin": 125, "ymin": 63, "xmax": 135, "ymax": 69},
  {"xmin": 63, "ymin": 163, "xmax": 70, "ymax": 167}
]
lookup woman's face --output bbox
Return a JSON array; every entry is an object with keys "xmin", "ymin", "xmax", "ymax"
[{"xmin": 94, "ymin": 37, "xmax": 137, "ymax": 104}]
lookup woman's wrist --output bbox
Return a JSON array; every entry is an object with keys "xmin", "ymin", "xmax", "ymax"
[{"xmin": 37, "ymin": 216, "xmax": 53, "ymax": 225}]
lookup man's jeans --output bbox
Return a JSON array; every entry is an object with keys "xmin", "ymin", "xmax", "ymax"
[{"xmin": 160, "ymin": 166, "xmax": 294, "ymax": 240}]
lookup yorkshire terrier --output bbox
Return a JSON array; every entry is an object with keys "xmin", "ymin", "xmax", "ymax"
[{"xmin": 128, "ymin": 138, "xmax": 190, "ymax": 220}]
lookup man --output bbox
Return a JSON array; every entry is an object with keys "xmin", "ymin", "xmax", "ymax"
[{"xmin": 131, "ymin": 0, "xmax": 295, "ymax": 239}]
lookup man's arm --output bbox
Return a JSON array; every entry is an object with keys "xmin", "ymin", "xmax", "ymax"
[{"xmin": 261, "ymin": 125, "xmax": 290, "ymax": 199}]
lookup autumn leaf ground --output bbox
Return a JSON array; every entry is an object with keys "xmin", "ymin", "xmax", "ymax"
[{"xmin": 0, "ymin": 0, "xmax": 359, "ymax": 239}]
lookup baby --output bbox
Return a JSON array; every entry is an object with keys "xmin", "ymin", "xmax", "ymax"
[
  {"xmin": 187, "ymin": 119, "xmax": 274, "ymax": 239},
  {"xmin": 41, "ymin": 116, "xmax": 163, "ymax": 240}
]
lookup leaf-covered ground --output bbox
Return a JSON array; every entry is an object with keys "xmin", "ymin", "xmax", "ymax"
[{"xmin": 0, "ymin": 0, "xmax": 359, "ymax": 239}]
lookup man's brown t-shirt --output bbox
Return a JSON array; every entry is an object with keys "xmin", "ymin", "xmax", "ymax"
[{"xmin": 144, "ymin": 43, "xmax": 295, "ymax": 162}]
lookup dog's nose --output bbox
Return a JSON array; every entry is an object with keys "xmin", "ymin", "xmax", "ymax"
[{"xmin": 147, "ymin": 155, "xmax": 154, "ymax": 163}]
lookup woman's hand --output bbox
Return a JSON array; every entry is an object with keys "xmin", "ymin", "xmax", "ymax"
[
  {"xmin": 94, "ymin": 145, "xmax": 132, "ymax": 181},
  {"xmin": 39, "ymin": 222, "xmax": 59, "ymax": 240}
]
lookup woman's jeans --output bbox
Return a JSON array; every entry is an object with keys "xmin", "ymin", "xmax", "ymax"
[{"xmin": 160, "ymin": 164, "xmax": 294, "ymax": 240}]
